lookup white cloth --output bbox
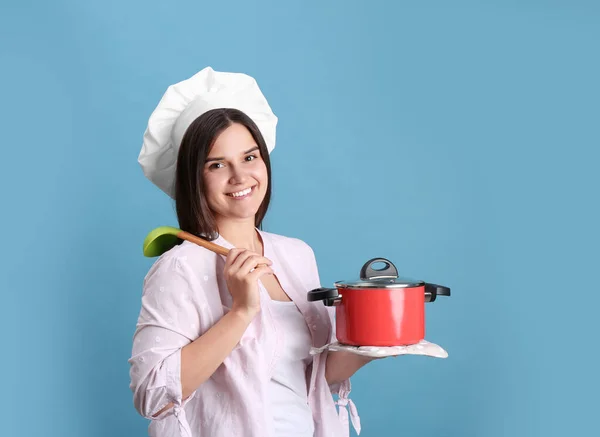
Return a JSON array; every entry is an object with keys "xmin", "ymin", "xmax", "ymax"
[
  {"xmin": 138, "ymin": 66, "xmax": 278, "ymax": 198},
  {"xmin": 310, "ymin": 339, "xmax": 449, "ymax": 358},
  {"xmin": 267, "ymin": 299, "xmax": 315, "ymax": 437}
]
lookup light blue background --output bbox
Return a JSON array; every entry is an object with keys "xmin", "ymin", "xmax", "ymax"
[{"xmin": 2, "ymin": 1, "xmax": 598, "ymax": 436}]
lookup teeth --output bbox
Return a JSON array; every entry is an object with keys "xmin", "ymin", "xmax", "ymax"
[{"xmin": 228, "ymin": 187, "xmax": 252, "ymax": 197}]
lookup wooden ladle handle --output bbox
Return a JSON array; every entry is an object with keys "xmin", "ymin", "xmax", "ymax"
[
  {"xmin": 177, "ymin": 230, "xmax": 230, "ymax": 256},
  {"xmin": 177, "ymin": 230, "xmax": 268, "ymax": 268}
]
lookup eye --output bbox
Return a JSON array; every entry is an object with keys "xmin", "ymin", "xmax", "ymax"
[
  {"xmin": 209, "ymin": 162, "xmax": 224, "ymax": 169},
  {"xmin": 245, "ymin": 154, "xmax": 257, "ymax": 162}
]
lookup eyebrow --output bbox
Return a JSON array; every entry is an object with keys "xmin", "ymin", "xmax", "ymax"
[{"xmin": 205, "ymin": 146, "xmax": 260, "ymax": 163}]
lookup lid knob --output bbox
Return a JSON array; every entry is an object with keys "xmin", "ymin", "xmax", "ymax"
[{"xmin": 360, "ymin": 258, "xmax": 399, "ymax": 280}]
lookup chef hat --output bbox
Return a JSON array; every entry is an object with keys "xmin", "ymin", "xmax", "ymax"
[{"xmin": 138, "ymin": 66, "xmax": 278, "ymax": 198}]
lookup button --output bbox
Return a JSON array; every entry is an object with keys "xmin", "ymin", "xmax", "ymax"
[
  {"xmin": 209, "ymin": 86, "xmax": 218, "ymax": 92},
  {"xmin": 204, "ymin": 275, "xmax": 209, "ymax": 281}
]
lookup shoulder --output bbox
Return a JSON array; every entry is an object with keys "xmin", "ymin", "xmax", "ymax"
[
  {"xmin": 260, "ymin": 229, "xmax": 317, "ymax": 263},
  {"xmin": 261, "ymin": 230, "xmax": 322, "ymax": 288},
  {"xmin": 143, "ymin": 240, "xmax": 219, "ymax": 284},
  {"xmin": 261, "ymin": 229, "xmax": 314, "ymax": 251}
]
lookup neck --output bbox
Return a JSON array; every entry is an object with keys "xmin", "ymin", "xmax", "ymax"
[{"xmin": 215, "ymin": 216, "xmax": 263, "ymax": 254}]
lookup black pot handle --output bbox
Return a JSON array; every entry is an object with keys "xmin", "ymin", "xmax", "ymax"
[
  {"xmin": 360, "ymin": 257, "xmax": 399, "ymax": 280},
  {"xmin": 307, "ymin": 287, "xmax": 340, "ymax": 306},
  {"xmin": 425, "ymin": 283, "xmax": 451, "ymax": 303}
]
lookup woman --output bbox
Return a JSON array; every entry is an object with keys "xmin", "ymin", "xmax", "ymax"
[{"xmin": 130, "ymin": 67, "xmax": 372, "ymax": 437}]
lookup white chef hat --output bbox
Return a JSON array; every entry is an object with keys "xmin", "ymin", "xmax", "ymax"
[{"xmin": 138, "ymin": 66, "xmax": 278, "ymax": 198}]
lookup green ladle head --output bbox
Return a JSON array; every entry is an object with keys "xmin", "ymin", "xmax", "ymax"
[{"xmin": 143, "ymin": 226, "xmax": 184, "ymax": 257}]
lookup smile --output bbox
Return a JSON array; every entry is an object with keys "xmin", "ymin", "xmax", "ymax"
[{"xmin": 226, "ymin": 186, "xmax": 256, "ymax": 199}]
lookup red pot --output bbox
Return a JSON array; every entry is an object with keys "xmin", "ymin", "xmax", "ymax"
[{"xmin": 307, "ymin": 258, "xmax": 450, "ymax": 347}]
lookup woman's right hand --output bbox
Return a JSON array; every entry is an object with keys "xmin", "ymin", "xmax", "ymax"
[{"xmin": 224, "ymin": 248, "xmax": 274, "ymax": 319}]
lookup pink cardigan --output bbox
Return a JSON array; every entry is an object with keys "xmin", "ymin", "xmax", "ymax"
[{"xmin": 129, "ymin": 229, "xmax": 360, "ymax": 437}]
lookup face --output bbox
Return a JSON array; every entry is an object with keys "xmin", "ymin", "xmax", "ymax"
[{"xmin": 202, "ymin": 123, "xmax": 268, "ymax": 224}]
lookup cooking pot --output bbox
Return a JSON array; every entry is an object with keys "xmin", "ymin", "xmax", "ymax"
[{"xmin": 307, "ymin": 257, "xmax": 450, "ymax": 347}]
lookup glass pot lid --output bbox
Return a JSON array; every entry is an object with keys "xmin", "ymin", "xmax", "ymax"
[{"xmin": 334, "ymin": 258, "xmax": 424, "ymax": 289}]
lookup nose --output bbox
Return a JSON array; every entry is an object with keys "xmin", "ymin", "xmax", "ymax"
[{"xmin": 228, "ymin": 163, "xmax": 249, "ymax": 185}]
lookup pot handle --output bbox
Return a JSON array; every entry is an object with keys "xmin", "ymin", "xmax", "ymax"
[
  {"xmin": 360, "ymin": 257, "xmax": 399, "ymax": 280},
  {"xmin": 307, "ymin": 287, "xmax": 340, "ymax": 306},
  {"xmin": 425, "ymin": 283, "xmax": 451, "ymax": 303}
]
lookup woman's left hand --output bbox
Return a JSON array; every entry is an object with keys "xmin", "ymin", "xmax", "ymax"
[{"xmin": 325, "ymin": 351, "xmax": 378, "ymax": 386}]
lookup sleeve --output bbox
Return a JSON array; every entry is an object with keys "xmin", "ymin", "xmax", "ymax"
[
  {"xmin": 303, "ymin": 240, "xmax": 361, "ymax": 434},
  {"xmin": 302, "ymin": 242, "xmax": 352, "ymax": 396},
  {"xmin": 128, "ymin": 255, "xmax": 206, "ymax": 423},
  {"xmin": 324, "ymin": 306, "xmax": 354, "ymax": 397}
]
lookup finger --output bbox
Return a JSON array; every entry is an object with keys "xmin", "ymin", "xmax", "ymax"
[
  {"xmin": 248, "ymin": 266, "xmax": 275, "ymax": 281},
  {"xmin": 238, "ymin": 255, "xmax": 264, "ymax": 275},
  {"xmin": 225, "ymin": 248, "xmax": 246, "ymax": 271},
  {"xmin": 230, "ymin": 249, "xmax": 256, "ymax": 271},
  {"xmin": 232, "ymin": 250, "xmax": 271, "ymax": 270},
  {"xmin": 239, "ymin": 255, "xmax": 273, "ymax": 275}
]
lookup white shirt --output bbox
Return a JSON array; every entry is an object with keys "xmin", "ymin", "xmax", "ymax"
[{"xmin": 267, "ymin": 299, "xmax": 315, "ymax": 437}]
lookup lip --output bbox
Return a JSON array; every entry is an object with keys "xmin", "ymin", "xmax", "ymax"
[{"xmin": 225, "ymin": 185, "xmax": 256, "ymax": 200}]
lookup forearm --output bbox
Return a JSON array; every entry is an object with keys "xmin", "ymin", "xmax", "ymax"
[
  {"xmin": 325, "ymin": 350, "xmax": 373, "ymax": 386},
  {"xmin": 181, "ymin": 311, "xmax": 252, "ymax": 398},
  {"xmin": 151, "ymin": 309, "xmax": 255, "ymax": 418},
  {"xmin": 180, "ymin": 308, "xmax": 255, "ymax": 398}
]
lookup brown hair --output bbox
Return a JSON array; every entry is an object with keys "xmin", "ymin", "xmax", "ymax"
[{"xmin": 174, "ymin": 108, "xmax": 272, "ymax": 240}]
